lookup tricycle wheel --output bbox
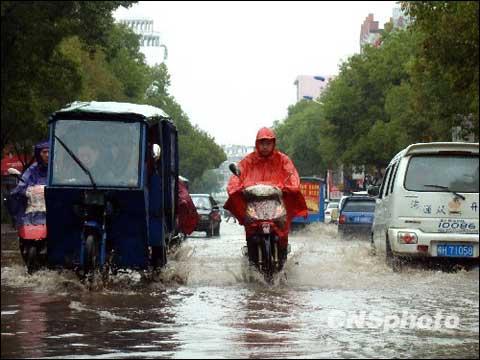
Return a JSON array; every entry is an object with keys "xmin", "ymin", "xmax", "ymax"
[
  {"xmin": 84, "ymin": 234, "xmax": 99, "ymax": 276},
  {"xmin": 151, "ymin": 245, "xmax": 167, "ymax": 269}
]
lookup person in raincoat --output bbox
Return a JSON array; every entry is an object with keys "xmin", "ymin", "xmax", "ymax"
[
  {"xmin": 8, "ymin": 141, "xmax": 49, "ymax": 226},
  {"xmin": 224, "ymin": 127, "xmax": 307, "ymax": 253},
  {"xmin": 176, "ymin": 176, "xmax": 198, "ymax": 236}
]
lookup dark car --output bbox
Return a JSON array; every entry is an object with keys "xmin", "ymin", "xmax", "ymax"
[
  {"xmin": 338, "ymin": 196, "xmax": 376, "ymax": 239},
  {"xmin": 190, "ymin": 194, "xmax": 221, "ymax": 237}
]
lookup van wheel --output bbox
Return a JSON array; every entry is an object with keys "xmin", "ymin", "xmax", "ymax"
[
  {"xmin": 369, "ymin": 233, "xmax": 376, "ymax": 256},
  {"xmin": 386, "ymin": 237, "xmax": 402, "ymax": 272}
]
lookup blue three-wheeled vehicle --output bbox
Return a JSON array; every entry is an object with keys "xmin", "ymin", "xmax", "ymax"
[{"xmin": 45, "ymin": 101, "xmax": 178, "ymax": 279}]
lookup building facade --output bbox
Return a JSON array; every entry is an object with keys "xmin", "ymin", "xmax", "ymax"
[
  {"xmin": 294, "ymin": 75, "xmax": 333, "ymax": 102},
  {"xmin": 118, "ymin": 18, "xmax": 168, "ymax": 62},
  {"xmin": 360, "ymin": 13, "xmax": 382, "ymax": 51}
]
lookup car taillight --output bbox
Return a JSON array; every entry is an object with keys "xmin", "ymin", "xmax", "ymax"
[
  {"xmin": 398, "ymin": 232, "xmax": 418, "ymax": 244},
  {"xmin": 339, "ymin": 215, "xmax": 346, "ymax": 224}
]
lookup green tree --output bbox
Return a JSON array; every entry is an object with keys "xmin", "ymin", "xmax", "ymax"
[
  {"xmin": 401, "ymin": 1, "xmax": 479, "ymax": 140},
  {"xmin": 1, "ymin": 1, "xmax": 136, "ymax": 154},
  {"xmin": 274, "ymin": 100, "xmax": 327, "ymax": 177},
  {"xmin": 145, "ymin": 64, "xmax": 226, "ymax": 182},
  {"xmin": 320, "ymin": 29, "xmax": 420, "ymax": 170},
  {"xmin": 190, "ymin": 169, "xmax": 223, "ymax": 194}
]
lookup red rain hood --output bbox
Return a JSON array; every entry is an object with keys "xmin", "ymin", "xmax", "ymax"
[{"xmin": 255, "ymin": 127, "xmax": 276, "ymax": 156}]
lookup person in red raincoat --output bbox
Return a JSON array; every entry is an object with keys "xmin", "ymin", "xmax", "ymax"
[
  {"xmin": 176, "ymin": 177, "xmax": 198, "ymax": 236},
  {"xmin": 224, "ymin": 127, "xmax": 308, "ymax": 257}
]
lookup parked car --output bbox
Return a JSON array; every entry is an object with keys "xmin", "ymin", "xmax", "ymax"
[
  {"xmin": 190, "ymin": 194, "xmax": 221, "ymax": 237},
  {"xmin": 338, "ymin": 196, "xmax": 376, "ymax": 239},
  {"xmin": 324, "ymin": 201, "xmax": 339, "ymax": 223},
  {"xmin": 369, "ymin": 142, "xmax": 479, "ymax": 268}
]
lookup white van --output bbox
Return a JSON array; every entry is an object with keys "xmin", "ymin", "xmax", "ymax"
[{"xmin": 370, "ymin": 142, "xmax": 479, "ymax": 265}]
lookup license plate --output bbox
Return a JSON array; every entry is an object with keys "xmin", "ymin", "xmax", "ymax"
[
  {"xmin": 354, "ymin": 216, "xmax": 371, "ymax": 224},
  {"xmin": 437, "ymin": 244, "xmax": 474, "ymax": 257}
]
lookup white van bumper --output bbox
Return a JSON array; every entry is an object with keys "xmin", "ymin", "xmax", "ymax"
[{"xmin": 388, "ymin": 228, "xmax": 479, "ymax": 258}]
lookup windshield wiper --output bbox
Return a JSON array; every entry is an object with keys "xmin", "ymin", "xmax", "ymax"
[
  {"xmin": 423, "ymin": 184, "xmax": 466, "ymax": 200},
  {"xmin": 54, "ymin": 135, "xmax": 97, "ymax": 189}
]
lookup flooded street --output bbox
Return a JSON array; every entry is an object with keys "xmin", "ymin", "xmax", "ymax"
[{"xmin": 1, "ymin": 221, "xmax": 479, "ymax": 358}]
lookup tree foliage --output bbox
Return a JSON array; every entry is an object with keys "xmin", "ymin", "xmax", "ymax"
[
  {"xmin": 1, "ymin": 1, "xmax": 136, "ymax": 153},
  {"xmin": 144, "ymin": 64, "xmax": 226, "ymax": 180},
  {"xmin": 1, "ymin": 1, "xmax": 226, "ymax": 184},
  {"xmin": 275, "ymin": 2, "xmax": 478, "ymax": 176},
  {"xmin": 401, "ymin": 1, "xmax": 479, "ymax": 139}
]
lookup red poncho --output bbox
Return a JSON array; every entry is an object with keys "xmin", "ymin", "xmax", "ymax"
[
  {"xmin": 224, "ymin": 127, "xmax": 307, "ymax": 241},
  {"xmin": 177, "ymin": 179, "xmax": 198, "ymax": 235}
]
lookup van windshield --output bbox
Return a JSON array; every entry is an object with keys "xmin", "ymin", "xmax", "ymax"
[{"xmin": 405, "ymin": 155, "xmax": 479, "ymax": 193}]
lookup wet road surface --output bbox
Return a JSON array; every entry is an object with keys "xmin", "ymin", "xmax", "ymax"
[{"xmin": 1, "ymin": 221, "xmax": 479, "ymax": 358}]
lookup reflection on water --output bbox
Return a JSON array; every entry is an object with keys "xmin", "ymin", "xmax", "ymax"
[
  {"xmin": 232, "ymin": 289, "xmax": 305, "ymax": 358},
  {"xmin": 1, "ymin": 222, "xmax": 478, "ymax": 358}
]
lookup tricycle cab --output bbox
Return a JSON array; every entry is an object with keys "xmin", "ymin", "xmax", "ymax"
[{"xmin": 45, "ymin": 101, "xmax": 178, "ymax": 271}]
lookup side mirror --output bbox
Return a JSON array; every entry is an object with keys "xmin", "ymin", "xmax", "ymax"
[
  {"xmin": 367, "ymin": 185, "xmax": 380, "ymax": 197},
  {"xmin": 152, "ymin": 144, "xmax": 161, "ymax": 161},
  {"xmin": 229, "ymin": 163, "xmax": 240, "ymax": 177}
]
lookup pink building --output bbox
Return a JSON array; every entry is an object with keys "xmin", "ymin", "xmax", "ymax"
[
  {"xmin": 360, "ymin": 13, "xmax": 382, "ymax": 51},
  {"xmin": 294, "ymin": 75, "xmax": 333, "ymax": 102}
]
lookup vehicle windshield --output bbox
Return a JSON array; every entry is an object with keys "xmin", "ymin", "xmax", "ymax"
[
  {"xmin": 192, "ymin": 197, "xmax": 211, "ymax": 209},
  {"xmin": 51, "ymin": 120, "xmax": 141, "ymax": 187},
  {"xmin": 327, "ymin": 203, "xmax": 339, "ymax": 209},
  {"xmin": 405, "ymin": 155, "xmax": 479, "ymax": 193},
  {"xmin": 342, "ymin": 200, "xmax": 376, "ymax": 213}
]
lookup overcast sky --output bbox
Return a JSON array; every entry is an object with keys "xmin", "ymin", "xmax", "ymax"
[{"xmin": 114, "ymin": 1, "xmax": 397, "ymax": 146}]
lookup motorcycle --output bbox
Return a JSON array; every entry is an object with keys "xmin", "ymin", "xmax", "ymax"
[
  {"xmin": 6, "ymin": 168, "xmax": 47, "ymax": 274},
  {"xmin": 229, "ymin": 164, "xmax": 289, "ymax": 282},
  {"xmin": 72, "ymin": 190, "xmax": 115, "ymax": 280}
]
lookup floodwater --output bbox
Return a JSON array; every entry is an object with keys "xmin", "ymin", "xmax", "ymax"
[{"xmin": 1, "ymin": 221, "xmax": 479, "ymax": 358}]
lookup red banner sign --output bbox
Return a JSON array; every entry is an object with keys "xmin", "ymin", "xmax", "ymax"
[{"xmin": 300, "ymin": 181, "xmax": 320, "ymax": 214}]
